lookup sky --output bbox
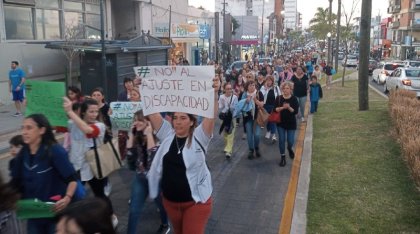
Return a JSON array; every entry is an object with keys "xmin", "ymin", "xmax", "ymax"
[{"xmin": 188, "ymin": 0, "xmax": 390, "ymax": 28}]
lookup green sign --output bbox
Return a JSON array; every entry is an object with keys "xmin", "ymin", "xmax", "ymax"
[
  {"xmin": 16, "ymin": 199, "xmax": 55, "ymax": 219},
  {"xmin": 110, "ymin": 102, "xmax": 142, "ymax": 130},
  {"xmin": 25, "ymin": 80, "xmax": 67, "ymax": 127}
]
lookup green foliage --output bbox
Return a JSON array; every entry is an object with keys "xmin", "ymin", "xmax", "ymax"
[
  {"xmin": 232, "ymin": 17, "xmax": 240, "ymax": 35},
  {"xmin": 308, "ymin": 7, "xmax": 337, "ymax": 40}
]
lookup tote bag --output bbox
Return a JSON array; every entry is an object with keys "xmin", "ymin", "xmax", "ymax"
[
  {"xmin": 85, "ymin": 138, "xmax": 122, "ymax": 179},
  {"xmin": 256, "ymin": 108, "xmax": 269, "ymax": 126}
]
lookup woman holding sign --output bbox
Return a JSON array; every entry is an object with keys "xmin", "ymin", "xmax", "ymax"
[
  {"xmin": 63, "ymin": 97, "xmax": 118, "ymax": 227},
  {"xmin": 9, "ymin": 114, "xmax": 78, "ymax": 234},
  {"xmin": 146, "ymin": 75, "xmax": 220, "ymax": 234}
]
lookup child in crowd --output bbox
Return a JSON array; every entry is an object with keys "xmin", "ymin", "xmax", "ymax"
[
  {"xmin": 8, "ymin": 135, "xmax": 23, "ymax": 174},
  {"xmin": 309, "ymin": 76, "xmax": 323, "ymax": 114}
]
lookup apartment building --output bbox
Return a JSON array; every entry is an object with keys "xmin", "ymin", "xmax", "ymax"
[{"xmin": 388, "ymin": 0, "xmax": 420, "ymax": 59}]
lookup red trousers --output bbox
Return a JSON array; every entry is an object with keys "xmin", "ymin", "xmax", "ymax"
[{"xmin": 163, "ymin": 196, "xmax": 212, "ymax": 234}]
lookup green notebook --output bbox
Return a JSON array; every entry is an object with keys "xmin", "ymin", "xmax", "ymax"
[{"xmin": 16, "ymin": 199, "xmax": 55, "ymax": 219}]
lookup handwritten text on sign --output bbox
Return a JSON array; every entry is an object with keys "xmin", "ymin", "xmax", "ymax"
[
  {"xmin": 133, "ymin": 66, "xmax": 215, "ymax": 118},
  {"xmin": 110, "ymin": 102, "xmax": 142, "ymax": 130}
]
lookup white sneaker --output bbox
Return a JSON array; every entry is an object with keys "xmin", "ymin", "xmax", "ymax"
[
  {"xmin": 242, "ymin": 133, "xmax": 246, "ymax": 140},
  {"xmin": 112, "ymin": 215, "xmax": 118, "ymax": 229},
  {"xmin": 271, "ymin": 134, "xmax": 277, "ymax": 142},
  {"xmin": 265, "ymin": 132, "xmax": 271, "ymax": 139},
  {"xmin": 104, "ymin": 182, "xmax": 112, "ymax": 196},
  {"xmin": 301, "ymin": 117, "xmax": 305, "ymax": 122}
]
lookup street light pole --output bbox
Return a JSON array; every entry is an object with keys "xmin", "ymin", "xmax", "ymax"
[
  {"xmin": 100, "ymin": 0, "xmax": 107, "ymax": 99},
  {"xmin": 327, "ymin": 0, "xmax": 333, "ymax": 66},
  {"xmin": 261, "ymin": 0, "xmax": 266, "ymax": 57},
  {"xmin": 335, "ymin": 0, "xmax": 341, "ymax": 72}
]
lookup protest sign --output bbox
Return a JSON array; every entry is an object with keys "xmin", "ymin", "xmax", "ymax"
[
  {"xmin": 25, "ymin": 80, "xmax": 67, "ymax": 127},
  {"xmin": 110, "ymin": 102, "xmax": 142, "ymax": 130},
  {"xmin": 16, "ymin": 199, "xmax": 55, "ymax": 219},
  {"xmin": 133, "ymin": 66, "xmax": 215, "ymax": 118}
]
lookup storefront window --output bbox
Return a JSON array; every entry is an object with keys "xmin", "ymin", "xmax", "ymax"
[
  {"xmin": 85, "ymin": 4, "xmax": 100, "ymax": 14},
  {"xmin": 64, "ymin": 12, "xmax": 84, "ymax": 38},
  {"xmin": 4, "ymin": 6, "xmax": 34, "ymax": 40},
  {"xmin": 36, "ymin": 0, "xmax": 59, "ymax": 8},
  {"xmin": 64, "ymin": 1, "xmax": 83, "ymax": 11},
  {"xmin": 85, "ymin": 14, "xmax": 100, "ymax": 39},
  {"xmin": 36, "ymin": 9, "xmax": 60, "ymax": 39}
]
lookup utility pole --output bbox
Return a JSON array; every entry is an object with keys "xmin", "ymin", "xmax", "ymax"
[
  {"xmin": 261, "ymin": 0, "xmax": 266, "ymax": 57},
  {"xmin": 222, "ymin": 0, "xmax": 227, "ymax": 68},
  {"xmin": 168, "ymin": 5, "xmax": 171, "ymax": 42},
  {"xmin": 336, "ymin": 0, "xmax": 341, "ymax": 74},
  {"xmin": 100, "ymin": 0, "xmax": 107, "ymax": 99},
  {"xmin": 327, "ymin": 0, "xmax": 333, "ymax": 66},
  {"xmin": 358, "ymin": 0, "xmax": 372, "ymax": 111}
]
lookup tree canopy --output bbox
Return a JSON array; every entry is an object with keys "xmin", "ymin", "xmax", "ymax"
[{"xmin": 309, "ymin": 7, "xmax": 337, "ymax": 40}]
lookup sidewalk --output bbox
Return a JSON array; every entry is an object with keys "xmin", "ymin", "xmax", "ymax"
[{"xmin": 0, "ymin": 103, "xmax": 22, "ymax": 135}]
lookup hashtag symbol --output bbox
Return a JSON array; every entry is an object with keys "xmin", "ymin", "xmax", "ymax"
[
  {"xmin": 113, "ymin": 103, "xmax": 121, "ymax": 111},
  {"xmin": 138, "ymin": 67, "xmax": 150, "ymax": 78}
]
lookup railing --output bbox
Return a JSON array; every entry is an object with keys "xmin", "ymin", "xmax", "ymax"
[{"xmin": 392, "ymin": 21, "xmax": 400, "ymax": 28}]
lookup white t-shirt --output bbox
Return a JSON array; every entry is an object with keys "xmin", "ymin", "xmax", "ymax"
[{"xmin": 218, "ymin": 94, "xmax": 238, "ymax": 113}]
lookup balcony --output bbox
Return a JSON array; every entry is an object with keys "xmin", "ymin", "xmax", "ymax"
[
  {"xmin": 411, "ymin": 2, "xmax": 420, "ymax": 11},
  {"xmin": 392, "ymin": 21, "xmax": 400, "ymax": 28},
  {"xmin": 410, "ymin": 19, "xmax": 420, "ymax": 30},
  {"xmin": 387, "ymin": 5, "xmax": 401, "ymax": 14}
]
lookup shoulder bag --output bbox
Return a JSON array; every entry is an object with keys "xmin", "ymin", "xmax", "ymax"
[
  {"xmin": 85, "ymin": 138, "xmax": 122, "ymax": 179},
  {"xmin": 267, "ymin": 96, "xmax": 282, "ymax": 123}
]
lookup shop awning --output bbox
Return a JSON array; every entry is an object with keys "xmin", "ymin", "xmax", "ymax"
[{"xmin": 230, "ymin": 40, "xmax": 259, "ymax": 45}]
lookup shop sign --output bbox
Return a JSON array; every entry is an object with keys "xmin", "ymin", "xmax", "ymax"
[
  {"xmin": 171, "ymin": 23, "xmax": 200, "ymax": 38},
  {"xmin": 199, "ymin": 25, "xmax": 210, "ymax": 39},
  {"xmin": 241, "ymin": 35, "xmax": 258, "ymax": 40},
  {"xmin": 154, "ymin": 24, "xmax": 170, "ymax": 37}
]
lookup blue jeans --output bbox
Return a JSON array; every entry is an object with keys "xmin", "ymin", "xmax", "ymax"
[
  {"xmin": 297, "ymin": 96, "xmax": 307, "ymax": 118},
  {"xmin": 127, "ymin": 173, "xmax": 168, "ymax": 234},
  {"xmin": 245, "ymin": 119, "xmax": 261, "ymax": 151},
  {"xmin": 264, "ymin": 105, "xmax": 276, "ymax": 134},
  {"xmin": 27, "ymin": 219, "xmax": 55, "ymax": 234},
  {"xmin": 277, "ymin": 126, "xmax": 296, "ymax": 155},
  {"xmin": 310, "ymin": 101, "xmax": 319, "ymax": 113}
]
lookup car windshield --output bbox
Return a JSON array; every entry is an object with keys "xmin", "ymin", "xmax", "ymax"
[
  {"xmin": 409, "ymin": 61, "xmax": 420, "ymax": 67},
  {"xmin": 405, "ymin": 69, "xmax": 420, "ymax": 77},
  {"xmin": 233, "ymin": 63, "xmax": 245, "ymax": 69},
  {"xmin": 347, "ymin": 56, "xmax": 357, "ymax": 60},
  {"xmin": 369, "ymin": 60, "xmax": 376, "ymax": 65},
  {"xmin": 259, "ymin": 58, "xmax": 271, "ymax": 63},
  {"xmin": 384, "ymin": 64, "xmax": 404, "ymax": 70}
]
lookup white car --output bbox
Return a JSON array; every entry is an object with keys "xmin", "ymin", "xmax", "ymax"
[
  {"xmin": 403, "ymin": 60, "xmax": 420, "ymax": 68},
  {"xmin": 384, "ymin": 67, "xmax": 420, "ymax": 97},
  {"xmin": 342, "ymin": 55, "xmax": 358, "ymax": 67},
  {"xmin": 372, "ymin": 62, "xmax": 404, "ymax": 85}
]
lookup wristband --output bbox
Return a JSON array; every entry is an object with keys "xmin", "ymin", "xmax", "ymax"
[{"xmin": 65, "ymin": 194, "xmax": 73, "ymax": 199}]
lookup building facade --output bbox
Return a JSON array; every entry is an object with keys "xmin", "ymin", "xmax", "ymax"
[
  {"xmin": 283, "ymin": 0, "xmax": 297, "ymax": 31},
  {"xmin": 0, "ymin": 0, "xmax": 212, "ymax": 104},
  {"xmin": 388, "ymin": 0, "xmax": 420, "ymax": 59}
]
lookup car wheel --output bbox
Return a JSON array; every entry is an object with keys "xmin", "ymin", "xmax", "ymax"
[{"xmin": 384, "ymin": 82, "xmax": 389, "ymax": 94}]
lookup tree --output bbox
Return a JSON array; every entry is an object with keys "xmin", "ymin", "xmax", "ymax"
[
  {"xmin": 62, "ymin": 24, "xmax": 85, "ymax": 87},
  {"xmin": 358, "ymin": 0, "xmax": 371, "ymax": 111},
  {"xmin": 340, "ymin": 0, "xmax": 360, "ymax": 87},
  {"xmin": 231, "ymin": 17, "xmax": 240, "ymax": 35},
  {"xmin": 309, "ymin": 7, "xmax": 337, "ymax": 40}
]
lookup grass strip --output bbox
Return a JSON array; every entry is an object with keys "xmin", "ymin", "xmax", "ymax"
[{"xmin": 307, "ymin": 80, "xmax": 420, "ymax": 233}]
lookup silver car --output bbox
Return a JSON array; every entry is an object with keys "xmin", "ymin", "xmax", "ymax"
[
  {"xmin": 342, "ymin": 55, "xmax": 358, "ymax": 67},
  {"xmin": 384, "ymin": 67, "xmax": 420, "ymax": 97}
]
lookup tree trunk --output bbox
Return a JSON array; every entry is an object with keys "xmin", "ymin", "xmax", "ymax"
[{"xmin": 358, "ymin": 0, "xmax": 372, "ymax": 111}]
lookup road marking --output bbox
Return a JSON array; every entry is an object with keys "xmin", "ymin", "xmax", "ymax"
[{"xmin": 278, "ymin": 100, "xmax": 309, "ymax": 234}]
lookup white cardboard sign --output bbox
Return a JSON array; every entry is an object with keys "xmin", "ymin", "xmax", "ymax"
[{"xmin": 133, "ymin": 66, "xmax": 215, "ymax": 118}]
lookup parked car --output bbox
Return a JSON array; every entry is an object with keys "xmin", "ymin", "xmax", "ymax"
[
  {"xmin": 372, "ymin": 62, "xmax": 404, "ymax": 84},
  {"xmin": 258, "ymin": 57, "xmax": 272, "ymax": 66},
  {"xmin": 337, "ymin": 52, "xmax": 345, "ymax": 60},
  {"xmin": 384, "ymin": 67, "xmax": 420, "ymax": 97},
  {"xmin": 225, "ymin": 61, "xmax": 248, "ymax": 76},
  {"xmin": 403, "ymin": 60, "xmax": 420, "ymax": 68},
  {"xmin": 342, "ymin": 54, "xmax": 358, "ymax": 67}
]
